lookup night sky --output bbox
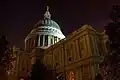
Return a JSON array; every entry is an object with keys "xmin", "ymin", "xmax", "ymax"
[{"xmin": 0, "ymin": 0, "xmax": 120, "ymax": 48}]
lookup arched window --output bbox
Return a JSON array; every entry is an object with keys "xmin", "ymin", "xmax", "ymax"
[
  {"xmin": 40, "ymin": 35, "xmax": 43, "ymax": 46},
  {"xmin": 45, "ymin": 35, "xmax": 48, "ymax": 46},
  {"xmin": 35, "ymin": 35, "xmax": 39, "ymax": 47}
]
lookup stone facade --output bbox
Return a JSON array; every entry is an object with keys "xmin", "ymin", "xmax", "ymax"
[
  {"xmin": 7, "ymin": 24, "xmax": 108, "ymax": 80},
  {"xmin": 42, "ymin": 24, "xmax": 108, "ymax": 80}
]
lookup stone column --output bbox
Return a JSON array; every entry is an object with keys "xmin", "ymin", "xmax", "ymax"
[
  {"xmin": 91, "ymin": 64, "xmax": 96, "ymax": 80},
  {"xmin": 53, "ymin": 36, "xmax": 54, "ymax": 44},
  {"xmin": 79, "ymin": 67, "xmax": 82, "ymax": 80},
  {"xmin": 38, "ymin": 35, "xmax": 40, "ymax": 47},
  {"xmin": 57, "ymin": 37, "xmax": 59, "ymax": 42},
  {"xmin": 76, "ymin": 70, "xmax": 79, "ymax": 80}
]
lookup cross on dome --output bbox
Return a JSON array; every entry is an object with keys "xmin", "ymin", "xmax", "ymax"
[{"xmin": 44, "ymin": 6, "xmax": 51, "ymax": 19}]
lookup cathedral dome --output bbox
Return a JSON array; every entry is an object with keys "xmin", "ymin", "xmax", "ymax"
[
  {"xmin": 25, "ymin": 6, "xmax": 65, "ymax": 50},
  {"xmin": 34, "ymin": 19, "xmax": 61, "ymax": 30}
]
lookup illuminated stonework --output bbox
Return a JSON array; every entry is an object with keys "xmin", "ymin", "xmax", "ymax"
[
  {"xmin": 42, "ymin": 24, "xmax": 108, "ymax": 80},
  {"xmin": 25, "ymin": 6, "xmax": 65, "ymax": 50}
]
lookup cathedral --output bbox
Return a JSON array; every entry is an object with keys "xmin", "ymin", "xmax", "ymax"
[{"xmin": 7, "ymin": 6, "xmax": 109, "ymax": 80}]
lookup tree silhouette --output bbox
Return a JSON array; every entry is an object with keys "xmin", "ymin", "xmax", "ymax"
[
  {"xmin": 0, "ymin": 36, "xmax": 10, "ymax": 64},
  {"xmin": 110, "ymin": 5, "xmax": 120, "ymax": 23},
  {"xmin": 104, "ymin": 5, "xmax": 120, "ymax": 50},
  {"xmin": 0, "ymin": 36, "xmax": 12, "ymax": 80},
  {"xmin": 101, "ymin": 4, "xmax": 120, "ymax": 80},
  {"xmin": 30, "ymin": 59, "xmax": 56, "ymax": 80}
]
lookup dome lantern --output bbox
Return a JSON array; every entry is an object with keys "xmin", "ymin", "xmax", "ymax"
[{"xmin": 44, "ymin": 6, "xmax": 51, "ymax": 19}]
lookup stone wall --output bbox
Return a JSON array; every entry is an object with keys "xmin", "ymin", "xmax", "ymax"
[{"xmin": 43, "ymin": 24, "xmax": 108, "ymax": 80}]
